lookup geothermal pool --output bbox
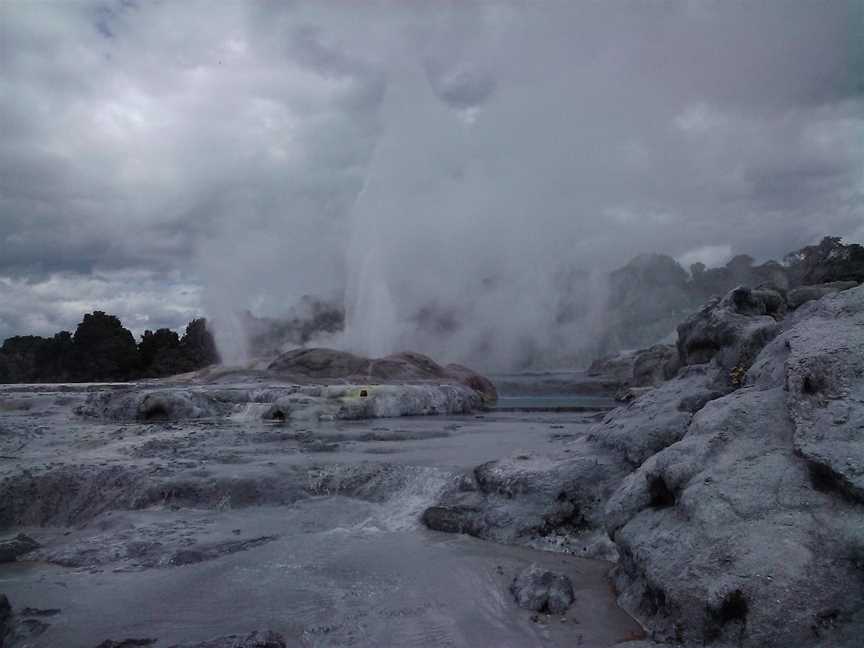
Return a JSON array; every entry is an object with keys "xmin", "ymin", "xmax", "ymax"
[{"xmin": 0, "ymin": 384, "xmax": 640, "ymax": 647}]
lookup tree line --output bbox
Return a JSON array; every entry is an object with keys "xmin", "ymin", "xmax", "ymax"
[{"xmin": 0, "ymin": 312, "xmax": 219, "ymax": 383}]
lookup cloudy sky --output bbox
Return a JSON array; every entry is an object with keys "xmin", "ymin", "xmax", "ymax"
[{"xmin": 1, "ymin": 1, "xmax": 862, "ymax": 363}]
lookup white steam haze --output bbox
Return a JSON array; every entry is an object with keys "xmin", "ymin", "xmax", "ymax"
[{"xmin": 1, "ymin": 1, "xmax": 863, "ymax": 371}]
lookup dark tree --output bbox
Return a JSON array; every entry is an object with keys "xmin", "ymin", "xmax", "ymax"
[
  {"xmin": 139, "ymin": 328, "xmax": 182, "ymax": 377},
  {"xmin": 0, "ymin": 312, "xmax": 218, "ymax": 383},
  {"xmin": 70, "ymin": 311, "xmax": 141, "ymax": 381},
  {"xmin": 178, "ymin": 318, "xmax": 219, "ymax": 369}
]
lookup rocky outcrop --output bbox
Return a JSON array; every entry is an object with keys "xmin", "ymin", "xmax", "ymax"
[
  {"xmin": 589, "ymin": 365, "xmax": 722, "ymax": 467},
  {"xmin": 72, "ymin": 348, "xmax": 494, "ymax": 422},
  {"xmin": 588, "ymin": 237, "xmax": 861, "ymax": 365},
  {"xmin": 676, "ymin": 286, "xmax": 783, "ymax": 386},
  {"xmin": 750, "ymin": 287, "xmax": 864, "ymax": 504},
  {"xmin": 76, "ymin": 382, "xmax": 484, "ymax": 423},
  {"xmin": 607, "ymin": 289, "xmax": 864, "ymax": 648},
  {"xmin": 267, "ymin": 348, "xmax": 496, "ymax": 401},
  {"xmin": 424, "ymin": 284, "xmax": 864, "ymax": 647},
  {"xmin": 422, "ymin": 438, "xmax": 629, "ymax": 560}
]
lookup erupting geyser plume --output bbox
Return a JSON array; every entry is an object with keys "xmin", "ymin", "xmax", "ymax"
[
  {"xmin": 175, "ymin": 2, "xmax": 862, "ymax": 372},
  {"xmin": 343, "ymin": 63, "xmax": 471, "ymax": 358}
]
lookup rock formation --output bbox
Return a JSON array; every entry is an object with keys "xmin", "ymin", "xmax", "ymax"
[
  {"xmin": 74, "ymin": 349, "xmax": 495, "ymax": 423},
  {"xmin": 425, "ymin": 281, "xmax": 864, "ymax": 647}
]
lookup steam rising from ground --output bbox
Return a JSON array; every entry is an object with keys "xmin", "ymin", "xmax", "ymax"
[
  {"xmin": 3, "ymin": 2, "xmax": 859, "ymax": 369},
  {"xmin": 199, "ymin": 2, "xmax": 862, "ymax": 370}
]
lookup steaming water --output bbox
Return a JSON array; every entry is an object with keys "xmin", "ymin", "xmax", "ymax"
[{"xmin": 0, "ymin": 396, "xmax": 642, "ymax": 647}]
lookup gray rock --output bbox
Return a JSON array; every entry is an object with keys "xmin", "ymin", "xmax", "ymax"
[
  {"xmin": 510, "ymin": 565, "xmax": 575, "ymax": 614},
  {"xmin": 751, "ymin": 283, "xmax": 864, "ymax": 502},
  {"xmin": 590, "ymin": 365, "xmax": 720, "ymax": 467},
  {"xmin": 76, "ymin": 388, "xmax": 230, "ymax": 421},
  {"xmin": 0, "ymin": 534, "xmax": 39, "ymax": 563},
  {"xmin": 76, "ymin": 382, "xmax": 483, "ymax": 423},
  {"xmin": 676, "ymin": 286, "xmax": 782, "ymax": 385},
  {"xmin": 423, "ymin": 439, "xmax": 627, "ymax": 559},
  {"xmin": 421, "ymin": 504, "xmax": 485, "ymax": 535},
  {"xmin": 266, "ymin": 348, "xmax": 497, "ymax": 401},
  {"xmin": 605, "ymin": 286, "xmax": 864, "ymax": 647},
  {"xmin": 607, "ymin": 385, "xmax": 864, "ymax": 647},
  {"xmin": 787, "ymin": 281, "xmax": 858, "ymax": 309},
  {"xmin": 425, "ymin": 284, "xmax": 864, "ymax": 646}
]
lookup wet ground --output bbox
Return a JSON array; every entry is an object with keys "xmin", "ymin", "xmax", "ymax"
[{"xmin": 0, "ymin": 384, "xmax": 641, "ymax": 647}]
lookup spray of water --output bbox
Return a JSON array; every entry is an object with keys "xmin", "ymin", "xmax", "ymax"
[{"xmin": 342, "ymin": 62, "xmax": 473, "ymax": 359}]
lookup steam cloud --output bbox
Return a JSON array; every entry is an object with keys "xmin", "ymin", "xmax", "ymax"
[{"xmin": 1, "ymin": 1, "xmax": 862, "ymax": 370}]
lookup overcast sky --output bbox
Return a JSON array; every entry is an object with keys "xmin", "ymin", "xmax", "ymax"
[{"xmin": 1, "ymin": 1, "xmax": 862, "ymax": 360}]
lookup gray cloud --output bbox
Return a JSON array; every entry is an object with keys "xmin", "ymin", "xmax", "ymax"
[{"xmin": 0, "ymin": 0, "xmax": 861, "ymax": 367}]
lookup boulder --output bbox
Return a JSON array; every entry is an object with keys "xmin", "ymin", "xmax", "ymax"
[
  {"xmin": 510, "ymin": 565, "xmax": 575, "ymax": 614},
  {"xmin": 423, "ymin": 439, "xmax": 629, "ymax": 559}
]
